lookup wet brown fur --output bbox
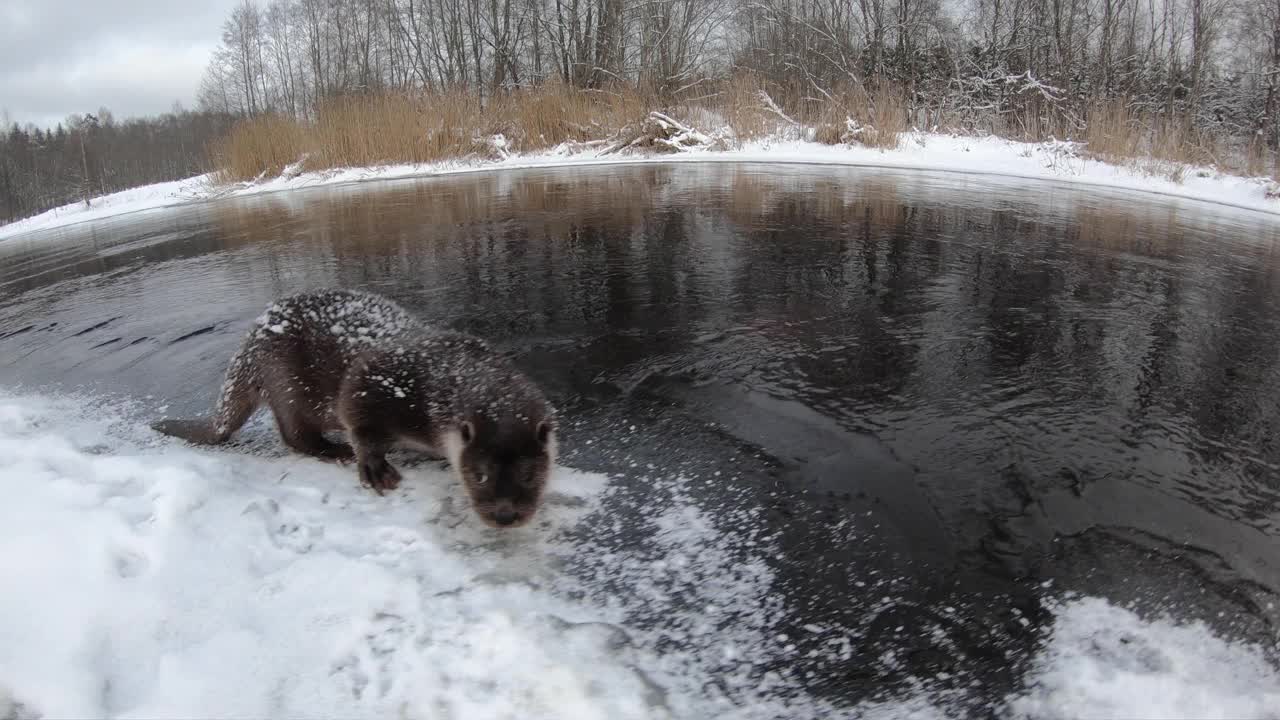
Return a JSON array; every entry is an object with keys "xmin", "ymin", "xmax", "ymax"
[{"xmin": 151, "ymin": 289, "xmax": 556, "ymax": 528}]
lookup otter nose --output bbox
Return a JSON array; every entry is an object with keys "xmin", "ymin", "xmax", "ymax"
[{"xmin": 494, "ymin": 509, "xmax": 518, "ymax": 526}]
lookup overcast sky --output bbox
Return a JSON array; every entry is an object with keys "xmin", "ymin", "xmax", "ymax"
[{"xmin": 1, "ymin": 0, "xmax": 242, "ymax": 129}]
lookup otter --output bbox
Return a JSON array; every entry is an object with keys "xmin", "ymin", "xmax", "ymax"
[{"xmin": 150, "ymin": 289, "xmax": 557, "ymax": 528}]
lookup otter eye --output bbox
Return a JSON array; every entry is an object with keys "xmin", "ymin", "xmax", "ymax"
[
  {"xmin": 460, "ymin": 421, "xmax": 474, "ymax": 445},
  {"xmin": 476, "ymin": 474, "xmax": 488, "ymax": 485}
]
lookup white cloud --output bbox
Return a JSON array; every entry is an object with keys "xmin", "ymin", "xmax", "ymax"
[{"xmin": 1, "ymin": 0, "xmax": 241, "ymax": 127}]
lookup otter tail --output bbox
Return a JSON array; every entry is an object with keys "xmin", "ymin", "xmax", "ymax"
[{"xmin": 152, "ymin": 343, "xmax": 260, "ymax": 445}]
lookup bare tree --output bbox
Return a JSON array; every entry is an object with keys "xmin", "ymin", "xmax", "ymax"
[
  {"xmin": 0, "ymin": 108, "xmax": 236, "ymax": 224},
  {"xmin": 12, "ymin": 0, "xmax": 1280, "ymax": 228}
]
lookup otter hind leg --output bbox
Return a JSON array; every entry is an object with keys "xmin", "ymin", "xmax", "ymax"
[
  {"xmin": 266, "ymin": 392, "xmax": 354, "ymax": 462},
  {"xmin": 281, "ymin": 421, "xmax": 355, "ymax": 462}
]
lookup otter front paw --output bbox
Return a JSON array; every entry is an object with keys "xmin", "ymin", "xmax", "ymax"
[
  {"xmin": 374, "ymin": 463, "xmax": 402, "ymax": 492},
  {"xmin": 358, "ymin": 457, "xmax": 402, "ymax": 494}
]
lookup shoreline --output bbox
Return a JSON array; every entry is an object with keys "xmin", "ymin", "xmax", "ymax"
[{"xmin": 3, "ymin": 132, "xmax": 1279, "ymax": 242}]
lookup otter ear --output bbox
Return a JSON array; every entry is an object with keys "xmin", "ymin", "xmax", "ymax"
[
  {"xmin": 460, "ymin": 420, "xmax": 474, "ymax": 445},
  {"xmin": 536, "ymin": 420, "xmax": 552, "ymax": 447}
]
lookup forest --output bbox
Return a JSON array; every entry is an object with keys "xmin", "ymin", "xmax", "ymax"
[
  {"xmin": 0, "ymin": 109, "xmax": 237, "ymax": 225},
  {"xmin": 3, "ymin": 0, "xmax": 1279, "ymax": 223},
  {"xmin": 193, "ymin": 0, "xmax": 1280, "ymax": 147}
]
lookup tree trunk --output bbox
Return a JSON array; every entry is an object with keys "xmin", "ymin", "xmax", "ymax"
[{"xmin": 79, "ymin": 129, "xmax": 91, "ymax": 208}]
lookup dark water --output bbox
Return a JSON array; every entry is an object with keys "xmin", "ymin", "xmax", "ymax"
[{"xmin": 3, "ymin": 162, "xmax": 1280, "ymax": 710}]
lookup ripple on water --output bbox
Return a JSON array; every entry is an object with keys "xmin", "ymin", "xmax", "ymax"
[{"xmin": 1, "ymin": 163, "xmax": 1280, "ymax": 714}]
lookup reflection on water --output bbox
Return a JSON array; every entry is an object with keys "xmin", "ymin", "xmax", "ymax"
[{"xmin": 3, "ymin": 162, "xmax": 1280, "ymax": 709}]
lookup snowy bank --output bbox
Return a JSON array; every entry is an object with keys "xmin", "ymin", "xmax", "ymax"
[
  {"xmin": 3, "ymin": 131, "xmax": 1279, "ymax": 242},
  {"xmin": 0, "ymin": 391, "xmax": 757, "ymax": 719},
  {"xmin": 1, "ymin": 390, "xmax": 1279, "ymax": 718},
  {"xmin": 0, "ymin": 175, "xmax": 219, "ymax": 242}
]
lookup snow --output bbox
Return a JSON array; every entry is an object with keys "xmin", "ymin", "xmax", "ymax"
[
  {"xmin": 1004, "ymin": 596, "xmax": 1280, "ymax": 719},
  {"xmin": 0, "ymin": 392, "xmax": 660, "ymax": 718},
  {"xmin": 0, "ymin": 175, "xmax": 217, "ymax": 241},
  {"xmin": 3, "ymin": 131, "xmax": 1278, "ymax": 242},
  {"xmin": 1, "ymin": 389, "xmax": 1279, "ymax": 719}
]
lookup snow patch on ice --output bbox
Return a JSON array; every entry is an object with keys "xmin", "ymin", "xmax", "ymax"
[
  {"xmin": 0, "ymin": 392, "xmax": 665, "ymax": 719},
  {"xmin": 0, "ymin": 391, "xmax": 1277, "ymax": 719},
  {"xmin": 1004, "ymin": 596, "xmax": 1280, "ymax": 719}
]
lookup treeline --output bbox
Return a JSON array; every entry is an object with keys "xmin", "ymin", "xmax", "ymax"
[
  {"xmin": 0, "ymin": 109, "xmax": 237, "ymax": 225},
  {"xmin": 4, "ymin": 0, "xmax": 1279, "ymax": 227},
  {"xmin": 198, "ymin": 0, "xmax": 1280, "ymax": 152}
]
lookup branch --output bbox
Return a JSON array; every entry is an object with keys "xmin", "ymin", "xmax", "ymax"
[{"xmin": 758, "ymin": 89, "xmax": 798, "ymax": 125}]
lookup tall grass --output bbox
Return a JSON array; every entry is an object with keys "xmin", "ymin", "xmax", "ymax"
[
  {"xmin": 810, "ymin": 81, "xmax": 907, "ymax": 150},
  {"xmin": 210, "ymin": 79, "xmax": 1271, "ymax": 184},
  {"xmin": 215, "ymin": 113, "xmax": 310, "ymax": 180},
  {"xmin": 212, "ymin": 84, "xmax": 653, "ymax": 182},
  {"xmin": 714, "ymin": 74, "xmax": 792, "ymax": 141},
  {"xmin": 1083, "ymin": 100, "xmax": 1222, "ymax": 182}
]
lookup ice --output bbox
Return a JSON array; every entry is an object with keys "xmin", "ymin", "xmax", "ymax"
[
  {"xmin": 1003, "ymin": 596, "xmax": 1280, "ymax": 719},
  {"xmin": 0, "ymin": 392, "xmax": 666, "ymax": 719},
  {"xmin": 0, "ymin": 391, "xmax": 1277, "ymax": 719}
]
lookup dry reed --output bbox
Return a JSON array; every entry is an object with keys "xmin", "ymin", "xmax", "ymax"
[
  {"xmin": 213, "ymin": 113, "xmax": 309, "ymax": 181},
  {"xmin": 715, "ymin": 74, "xmax": 786, "ymax": 141},
  {"xmin": 210, "ymin": 79, "xmax": 1268, "ymax": 184},
  {"xmin": 1083, "ymin": 100, "xmax": 1221, "ymax": 183},
  {"xmin": 811, "ymin": 81, "xmax": 907, "ymax": 150},
  {"xmin": 213, "ymin": 84, "xmax": 653, "ymax": 182}
]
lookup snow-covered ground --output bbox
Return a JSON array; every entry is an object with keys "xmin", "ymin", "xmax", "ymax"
[
  {"xmin": 1, "ymin": 389, "xmax": 1279, "ymax": 719},
  {"xmin": 0, "ymin": 175, "xmax": 219, "ymax": 241},
  {"xmin": 2, "ymin": 132, "xmax": 1278, "ymax": 242}
]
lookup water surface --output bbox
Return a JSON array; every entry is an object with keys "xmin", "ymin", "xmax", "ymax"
[{"xmin": 3, "ymin": 162, "xmax": 1280, "ymax": 712}]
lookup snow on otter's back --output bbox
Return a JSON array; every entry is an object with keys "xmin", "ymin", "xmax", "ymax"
[{"xmin": 253, "ymin": 290, "xmax": 420, "ymax": 351}]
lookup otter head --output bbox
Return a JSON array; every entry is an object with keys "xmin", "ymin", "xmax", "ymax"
[{"xmin": 444, "ymin": 415, "xmax": 556, "ymax": 529}]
